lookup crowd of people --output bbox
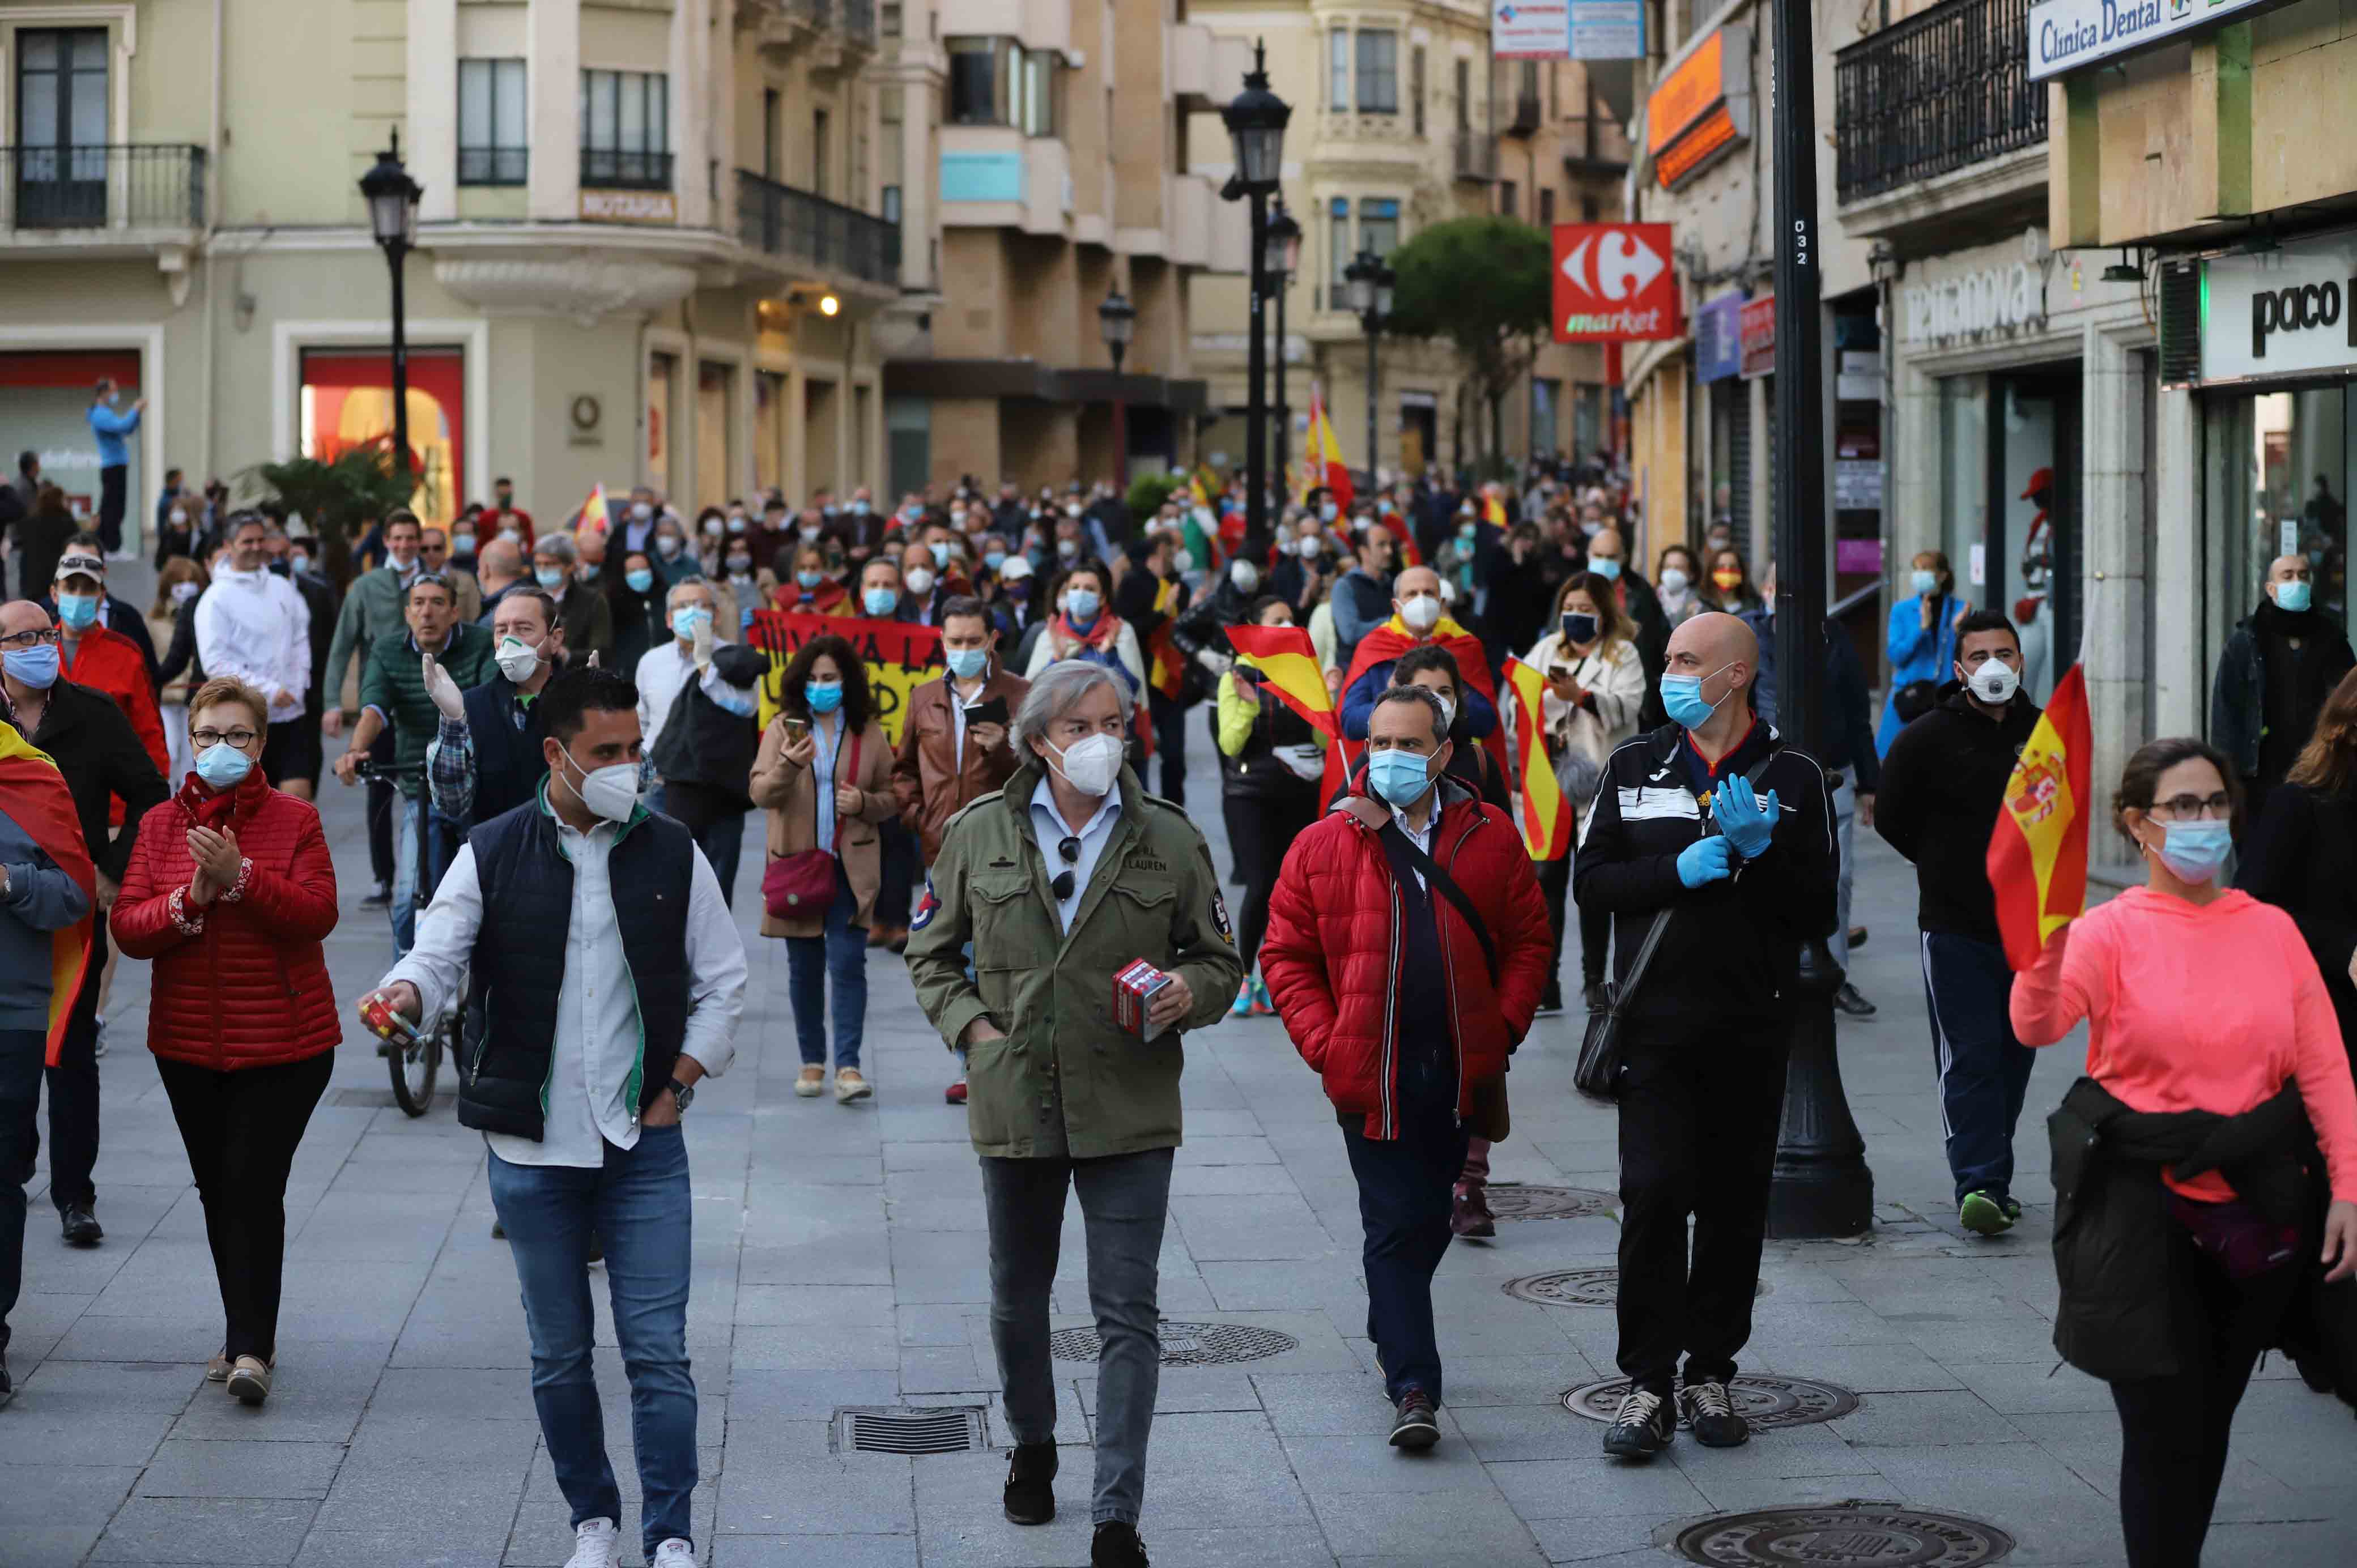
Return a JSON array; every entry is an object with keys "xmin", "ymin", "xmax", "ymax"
[{"xmin": 3, "ymin": 430, "xmax": 2357, "ymax": 1568}]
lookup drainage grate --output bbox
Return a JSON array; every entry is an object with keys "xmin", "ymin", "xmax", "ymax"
[
  {"xmin": 1563, "ymin": 1374, "xmax": 1858, "ymax": 1430},
  {"xmin": 331, "ymin": 1088, "xmax": 454, "ymax": 1110},
  {"xmin": 831, "ymin": 1405, "xmax": 989, "ymax": 1456},
  {"xmin": 1507, "ymin": 1268, "xmax": 1765, "ymax": 1307},
  {"xmin": 1049, "ymin": 1321, "xmax": 1300, "ymax": 1366},
  {"xmin": 1673, "ymin": 1505, "xmax": 2014, "ymax": 1566},
  {"xmin": 1484, "ymin": 1183, "xmax": 1617, "ymax": 1221}
]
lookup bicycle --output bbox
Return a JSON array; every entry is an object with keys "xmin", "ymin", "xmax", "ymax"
[{"xmin": 351, "ymin": 756, "xmax": 462, "ymax": 1117}]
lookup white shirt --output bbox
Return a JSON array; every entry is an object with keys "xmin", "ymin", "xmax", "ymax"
[
  {"xmin": 193, "ymin": 566, "xmax": 313, "ymax": 723},
  {"xmin": 384, "ymin": 801, "xmax": 748, "ymax": 1169},
  {"xmin": 633, "ymin": 641, "xmax": 735, "ymax": 760},
  {"xmin": 1029, "ymin": 776, "xmax": 1124, "ymax": 935},
  {"xmin": 1390, "ymin": 802, "xmax": 1435, "ymax": 892}
]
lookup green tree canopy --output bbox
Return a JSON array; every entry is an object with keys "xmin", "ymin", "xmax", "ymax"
[
  {"xmin": 1382, "ymin": 215, "xmax": 1554, "ymax": 464},
  {"xmin": 246, "ymin": 446, "xmax": 417, "ymax": 589}
]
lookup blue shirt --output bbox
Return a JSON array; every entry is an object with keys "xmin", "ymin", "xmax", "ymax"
[
  {"xmin": 88, "ymin": 401, "xmax": 140, "ymax": 466},
  {"xmin": 1028, "ymin": 776, "xmax": 1123, "ymax": 935}
]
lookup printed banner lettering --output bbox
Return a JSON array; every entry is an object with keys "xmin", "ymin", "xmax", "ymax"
[{"xmin": 747, "ymin": 611, "xmax": 945, "ymax": 744}]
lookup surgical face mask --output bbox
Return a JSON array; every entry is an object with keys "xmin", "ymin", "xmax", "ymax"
[
  {"xmin": 1046, "ymin": 731, "xmax": 1122, "ymax": 797},
  {"xmin": 2149, "ymin": 817, "xmax": 2234, "ymax": 884},
  {"xmin": 946, "ymin": 646, "xmax": 989, "ymax": 681},
  {"xmin": 1457, "ymin": 523, "xmax": 1477, "ymax": 544},
  {"xmin": 671, "ymin": 605, "xmax": 710, "ymax": 640},
  {"xmin": 3, "ymin": 643, "xmax": 61, "ymax": 689},
  {"xmin": 1320, "ymin": 501, "xmax": 1338, "ymax": 522},
  {"xmin": 727, "ymin": 554, "xmax": 754, "ymax": 575},
  {"xmin": 632, "ymin": 502, "xmax": 654, "ymax": 522},
  {"xmin": 1231, "ymin": 560, "xmax": 1260, "ymax": 593},
  {"xmin": 1367, "ymin": 747, "xmax": 1436, "ymax": 808},
  {"xmin": 170, "ymin": 580, "xmax": 201, "ymax": 606},
  {"xmin": 728, "ymin": 516, "xmax": 749, "ymax": 535},
  {"xmin": 654, "ymin": 535, "xmax": 682, "ymax": 559},
  {"xmin": 1065, "ymin": 587, "xmax": 1101, "ymax": 624},
  {"xmin": 1661, "ymin": 663, "xmax": 1735, "ymax": 730},
  {"xmin": 863, "ymin": 586, "xmax": 900, "ymax": 617},
  {"xmin": 797, "ymin": 569, "xmax": 825, "ymax": 590},
  {"xmin": 1563, "ymin": 611, "xmax": 1599, "ymax": 646},
  {"xmin": 906, "ymin": 566, "xmax": 937, "ymax": 597},
  {"xmin": 2275, "ymin": 578, "xmax": 2314, "ymax": 613},
  {"xmin": 1399, "ymin": 595, "xmax": 1441, "ymax": 633},
  {"xmin": 452, "ymin": 531, "xmax": 478, "ymax": 555},
  {"xmin": 627, "ymin": 568, "xmax": 657, "ymax": 594},
  {"xmin": 1066, "ymin": 503, "xmax": 1084, "ymax": 518},
  {"xmin": 535, "ymin": 565, "xmax": 567, "ymax": 590},
  {"xmin": 169, "ymin": 508, "xmax": 188, "ymax": 527},
  {"xmin": 194, "ymin": 741, "xmax": 253, "ymax": 790},
  {"xmin": 55, "ymin": 593, "xmax": 100, "ymax": 631},
  {"xmin": 1173, "ymin": 549, "xmax": 1196, "ymax": 575},
  {"xmin": 801, "ymin": 526, "xmax": 822, "ymax": 543},
  {"xmin": 1005, "ymin": 580, "xmax": 1031, "ymax": 602},
  {"xmin": 289, "ymin": 549, "xmax": 312, "ymax": 574},
  {"xmin": 1966, "ymin": 658, "xmax": 2020, "ymax": 705},
  {"xmin": 1660, "ymin": 567, "xmax": 1690, "ymax": 593},
  {"xmin": 559, "ymin": 743, "xmax": 644, "ymax": 823},
  {"xmin": 498, "ymin": 529, "xmax": 521, "ymax": 545},
  {"xmin": 930, "ymin": 540, "xmax": 951, "ymax": 568},
  {"xmin": 1589, "ymin": 556, "xmax": 1622, "ymax": 581},
  {"xmin": 852, "ymin": 498, "xmax": 871, "ymax": 515},
  {"xmin": 1911, "ymin": 568, "xmax": 1939, "ymax": 597},
  {"xmin": 1057, "ymin": 537, "xmax": 1080, "ymax": 559},
  {"xmin": 984, "ymin": 549, "xmax": 1007, "ymax": 572},
  {"xmin": 495, "ymin": 634, "xmax": 545, "ymax": 684},
  {"xmin": 1433, "ymin": 694, "xmax": 1458, "ymax": 731},
  {"xmin": 805, "ymin": 679, "xmax": 844, "ymax": 714},
  {"xmin": 1298, "ymin": 536, "xmax": 1322, "ymax": 559}
]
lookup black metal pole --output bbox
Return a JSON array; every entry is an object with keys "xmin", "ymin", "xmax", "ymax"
[
  {"xmin": 1764, "ymin": 0, "xmax": 1873, "ymax": 1241},
  {"xmin": 1109, "ymin": 341, "xmax": 1128, "ymax": 487},
  {"xmin": 389, "ymin": 241, "xmax": 412, "ymax": 485},
  {"xmin": 1245, "ymin": 191, "xmax": 1269, "ymax": 546},
  {"xmin": 1364, "ymin": 312, "xmax": 1379, "ymax": 482},
  {"xmin": 1273, "ymin": 274, "xmax": 1289, "ymax": 506}
]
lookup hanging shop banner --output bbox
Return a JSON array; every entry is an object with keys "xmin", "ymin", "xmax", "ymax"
[
  {"xmin": 1739, "ymin": 294, "xmax": 1776, "ymax": 378},
  {"xmin": 1645, "ymin": 25, "xmax": 1751, "ymax": 190},
  {"xmin": 2196, "ymin": 230, "xmax": 2357, "ymax": 385},
  {"xmin": 1493, "ymin": 1, "xmax": 1572, "ymax": 58},
  {"xmin": 2028, "ymin": 0, "xmax": 2291, "ymax": 82},
  {"xmin": 1569, "ymin": 0, "xmax": 1647, "ymax": 59},
  {"xmin": 1696, "ymin": 293, "xmax": 1746, "ymax": 381},
  {"xmin": 747, "ymin": 611, "xmax": 946, "ymax": 744},
  {"xmin": 1552, "ymin": 223, "xmax": 1680, "ymax": 342}
]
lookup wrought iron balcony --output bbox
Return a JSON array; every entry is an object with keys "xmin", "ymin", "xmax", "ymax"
[
  {"xmin": 737, "ymin": 168, "xmax": 901, "ymax": 287},
  {"xmin": 1562, "ymin": 115, "xmax": 1631, "ymax": 178},
  {"xmin": 581, "ymin": 148, "xmax": 675, "ymax": 191},
  {"xmin": 1452, "ymin": 129, "xmax": 1496, "ymax": 183},
  {"xmin": 0, "ymin": 143, "xmax": 205, "ymax": 232},
  {"xmin": 1504, "ymin": 93, "xmax": 1542, "ymax": 138},
  {"xmin": 1834, "ymin": 0, "xmax": 2045, "ymax": 206}
]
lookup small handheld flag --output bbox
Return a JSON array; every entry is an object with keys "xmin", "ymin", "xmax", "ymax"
[
  {"xmin": 1301, "ymin": 385, "xmax": 1355, "ymax": 513},
  {"xmin": 1988, "ymin": 663, "xmax": 2091, "ymax": 971},
  {"xmin": 579, "ymin": 483, "xmax": 611, "ymax": 533},
  {"xmin": 1224, "ymin": 624, "xmax": 1338, "ymax": 740},
  {"xmin": 1501, "ymin": 658, "xmax": 1572, "ymax": 860}
]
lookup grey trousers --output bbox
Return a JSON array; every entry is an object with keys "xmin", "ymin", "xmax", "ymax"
[{"xmin": 980, "ymin": 1147, "xmax": 1175, "ymax": 1527}]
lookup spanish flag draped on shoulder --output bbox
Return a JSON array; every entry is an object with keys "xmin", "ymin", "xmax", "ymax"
[
  {"xmin": 1223, "ymin": 624, "xmax": 1338, "ymax": 739},
  {"xmin": 1987, "ymin": 663, "xmax": 2091, "ymax": 971},
  {"xmin": 0, "ymin": 723, "xmax": 96, "ymax": 1067},
  {"xmin": 1500, "ymin": 658, "xmax": 1572, "ymax": 860}
]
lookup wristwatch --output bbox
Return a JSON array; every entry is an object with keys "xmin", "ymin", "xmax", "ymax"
[{"xmin": 665, "ymin": 1076, "xmax": 696, "ymax": 1112}]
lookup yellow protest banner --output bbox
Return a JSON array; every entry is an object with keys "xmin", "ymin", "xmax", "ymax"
[{"xmin": 745, "ymin": 611, "xmax": 946, "ymax": 745}]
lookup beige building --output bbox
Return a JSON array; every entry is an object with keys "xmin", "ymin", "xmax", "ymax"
[
  {"xmin": 0, "ymin": 0, "xmax": 918, "ymax": 547},
  {"xmin": 1182, "ymin": 4, "xmax": 1623, "ymax": 482},
  {"xmin": 875, "ymin": 0, "xmax": 1249, "ymax": 495}
]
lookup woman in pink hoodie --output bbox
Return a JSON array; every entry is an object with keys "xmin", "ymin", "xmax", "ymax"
[{"xmin": 2011, "ymin": 736, "xmax": 2357, "ymax": 1568}]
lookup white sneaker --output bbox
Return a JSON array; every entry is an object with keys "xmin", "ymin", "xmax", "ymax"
[
  {"xmin": 562, "ymin": 1518, "xmax": 622, "ymax": 1568},
  {"xmin": 650, "ymin": 1541, "xmax": 697, "ymax": 1567}
]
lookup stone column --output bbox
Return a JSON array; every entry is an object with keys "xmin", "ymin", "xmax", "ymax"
[
  {"xmin": 526, "ymin": 0, "xmax": 580, "ymax": 222},
  {"xmin": 2082, "ymin": 322, "xmax": 2150, "ymax": 875},
  {"xmin": 409, "ymin": 0, "xmax": 458, "ymax": 223}
]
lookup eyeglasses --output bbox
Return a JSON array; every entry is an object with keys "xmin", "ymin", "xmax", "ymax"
[
  {"xmin": 2148, "ymin": 792, "xmax": 2233, "ymax": 821},
  {"xmin": 0, "ymin": 627, "xmax": 62, "ymax": 649},
  {"xmin": 1050, "ymin": 835, "xmax": 1082, "ymax": 901},
  {"xmin": 190, "ymin": 727, "xmax": 259, "ymax": 748}
]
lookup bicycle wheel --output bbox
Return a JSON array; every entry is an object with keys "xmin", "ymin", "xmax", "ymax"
[{"xmin": 388, "ymin": 1025, "xmax": 443, "ymax": 1118}]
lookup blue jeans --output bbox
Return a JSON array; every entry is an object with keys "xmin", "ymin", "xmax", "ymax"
[
  {"xmin": 786, "ymin": 863, "xmax": 867, "ymax": 1069},
  {"xmin": 487, "ymin": 1128, "xmax": 698, "ymax": 1557},
  {"xmin": 1339, "ymin": 1056, "xmax": 1469, "ymax": 1405},
  {"xmin": 390, "ymin": 792, "xmax": 457, "ymax": 957},
  {"xmin": 1921, "ymin": 931, "xmax": 2037, "ymax": 1204}
]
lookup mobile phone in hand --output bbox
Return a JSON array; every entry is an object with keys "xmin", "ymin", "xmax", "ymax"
[{"xmin": 965, "ymin": 694, "xmax": 1010, "ymax": 727}]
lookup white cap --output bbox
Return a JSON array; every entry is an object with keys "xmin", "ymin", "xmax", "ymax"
[{"xmin": 1000, "ymin": 555, "xmax": 1035, "ymax": 581}]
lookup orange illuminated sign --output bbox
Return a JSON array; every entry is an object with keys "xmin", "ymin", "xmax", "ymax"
[
  {"xmin": 1654, "ymin": 105, "xmax": 1737, "ymax": 187},
  {"xmin": 1646, "ymin": 25, "xmax": 1751, "ymax": 190},
  {"xmin": 1648, "ymin": 30, "xmax": 1724, "ymax": 155}
]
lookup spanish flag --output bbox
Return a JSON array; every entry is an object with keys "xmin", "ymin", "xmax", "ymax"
[
  {"xmin": 579, "ymin": 483, "xmax": 611, "ymax": 533},
  {"xmin": 1224, "ymin": 624, "xmax": 1338, "ymax": 740},
  {"xmin": 1147, "ymin": 577, "xmax": 1188, "ymax": 700},
  {"xmin": 1301, "ymin": 384, "xmax": 1354, "ymax": 513},
  {"xmin": 1988, "ymin": 663, "xmax": 2091, "ymax": 971},
  {"xmin": 1379, "ymin": 512, "xmax": 1423, "ymax": 569},
  {"xmin": 0, "ymin": 725, "xmax": 96, "ymax": 1067},
  {"xmin": 1481, "ymin": 491, "xmax": 1509, "ymax": 530},
  {"xmin": 1501, "ymin": 658, "xmax": 1572, "ymax": 861}
]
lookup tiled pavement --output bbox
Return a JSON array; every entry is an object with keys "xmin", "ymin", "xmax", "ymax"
[{"xmin": 7, "ymin": 736, "xmax": 2357, "ymax": 1567}]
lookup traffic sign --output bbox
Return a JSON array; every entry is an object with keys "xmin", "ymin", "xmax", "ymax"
[{"xmin": 1552, "ymin": 223, "xmax": 1680, "ymax": 342}]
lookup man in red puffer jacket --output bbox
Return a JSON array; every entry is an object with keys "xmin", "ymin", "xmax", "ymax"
[{"xmin": 1262, "ymin": 684, "xmax": 1550, "ymax": 1452}]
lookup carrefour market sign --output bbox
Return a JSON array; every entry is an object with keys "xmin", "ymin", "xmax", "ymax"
[{"xmin": 2028, "ymin": 0, "xmax": 2291, "ymax": 81}]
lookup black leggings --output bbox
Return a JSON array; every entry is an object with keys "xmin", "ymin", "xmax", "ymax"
[
  {"xmin": 2107, "ymin": 1221, "xmax": 2303, "ymax": 1568},
  {"xmin": 1535, "ymin": 855, "xmax": 1610, "ymax": 995},
  {"xmin": 1223, "ymin": 787, "xmax": 1321, "ymax": 976},
  {"xmin": 156, "ymin": 1051, "xmax": 335, "ymax": 1363}
]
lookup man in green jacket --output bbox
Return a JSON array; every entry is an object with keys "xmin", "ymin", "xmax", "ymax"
[{"xmin": 907, "ymin": 659, "xmax": 1239, "ymax": 1568}]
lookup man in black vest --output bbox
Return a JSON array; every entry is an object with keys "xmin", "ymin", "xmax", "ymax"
[
  {"xmin": 424, "ymin": 588, "xmax": 569, "ymax": 828},
  {"xmin": 363, "ymin": 666, "xmax": 747, "ymax": 1568}
]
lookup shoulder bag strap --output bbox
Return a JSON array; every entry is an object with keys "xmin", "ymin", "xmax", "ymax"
[
  {"xmin": 1376, "ymin": 818, "xmax": 1500, "ymax": 986},
  {"xmin": 1609, "ymin": 751, "xmax": 1780, "ymax": 1014}
]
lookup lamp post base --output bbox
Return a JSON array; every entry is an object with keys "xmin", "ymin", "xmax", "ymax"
[{"xmin": 1765, "ymin": 937, "xmax": 1874, "ymax": 1241}]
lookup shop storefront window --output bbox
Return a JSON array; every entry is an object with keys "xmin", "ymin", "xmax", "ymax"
[
  {"xmin": 2209, "ymin": 388, "xmax": 2354, "ymax": 630},
  {"xmin": 1935, "ymin": 371, "xmax": 2077, "ymax": 705}
]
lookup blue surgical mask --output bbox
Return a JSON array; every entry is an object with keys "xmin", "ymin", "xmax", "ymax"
[
  {"xmin": 2275, "ymin": 580, "xmax": 2313, "ymax": 613},
  {"xmin": 2152, "ymin": 819, "xmax": 2233, "ymax": 884},
  {"xmin": 1589, "ymin": 557, "xmax": 1622, "ymax": 582},
  {"xmin": 1367, "ymin": 748, "xmax": 1435, "ymax": 808},
  {"xmin": 55, "ymin": 593, "xmax": 99, "ymax": 630},
  {"xmin": 1661, "ymin": 663, "xmax": 1734, "ymax": 730},
  {"xmin": 3, "ymin": 643, "xmax": 61, "ymax": 689},
  {"xmin": 1562, "ymin": 612, "xmax": 1599, "ymax": 646},
  {"xmin": 797, "ymin": 569, "xmax": 825, "ymax": 590},
  {"xmin": 195, "ymin": 741, "xmax": 253, "ymax": 790},
  {"xmin": 946, "ymin": 647, "xmax": 989, "ymax": 681},
  {"xmin": 1065, "ymin": 589, "xmax": 1101, "ymax": 624},
  {"xmin": 671, "ymin": 606, "xmax": 711, "ymax": 640},
  {"xmin": 805, "ymin": 680, "xmax": 844, "ymax": 714},
  {"xmin": 1911, "ymin": 569, "xmax": 1939, "ymax": 597},
  {"xmin": 930, "ymin": 540, "xmax": 951, "ymax": 568},
  {"xmin": 984, "ymin": 550, "xmax": 1007, "ymax": 573},
  {"xmin": 627, "ymin": 568, "xmax": 656, "ymax": 594},
  {"xmin": 535, "ymin": 565, "xmax": 567, "ymax": 590},
  {"xmin": 863, "ymin": 586, "xmax": 899, "ymax": 617}
]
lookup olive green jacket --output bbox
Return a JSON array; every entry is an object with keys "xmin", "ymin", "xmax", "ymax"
[{"xmin": 907, "ymin": 759, "xmax": 1242, "ymax": 1158}]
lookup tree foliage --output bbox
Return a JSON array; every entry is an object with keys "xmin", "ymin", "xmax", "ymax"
[
  {"xmin": 246, "ymin": 446, "xmax": 416, "ymax": 589},
  {"xmin": 1382, "ymin": 215, "xmax": 1555, "ymax": 459}
]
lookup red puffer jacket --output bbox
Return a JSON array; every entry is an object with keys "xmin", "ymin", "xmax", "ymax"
[
  {"xmin": 1262, "ymin": 780, "xmax": 1553, "ymax": 1139},
  {"xmin": 110, "ymin": 770, "xmax": 342, "ymax": 1070}
]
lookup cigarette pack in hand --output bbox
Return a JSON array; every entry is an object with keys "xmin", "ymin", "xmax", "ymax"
[{"xmin": 1112, "ymin": 958, "xmax": 1174, "ymax": 1038}]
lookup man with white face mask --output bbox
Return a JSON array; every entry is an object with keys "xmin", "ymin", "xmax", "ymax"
[
  {"xmin": 365, "ymin": 665, "xmax": 745, "ymax": 1568},
  {"xmin": 1334, "ymin": 566, "xmax": 1501, "ymax": 747},
  {"xmin": 1875, "ymin": 608, "xmax": 2045, "ymax": 1237},
  {"xmin": 424, "ymin": 588, "xmax": 569, "ymax": 828},
  {"xmin": 907, "ymin": 661, "xmax": 1240, "ymax": 1568}
]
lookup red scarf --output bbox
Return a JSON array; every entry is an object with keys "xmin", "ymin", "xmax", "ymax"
[
  {"xmin": 175, "ymin": 766, "xmax": 270, "ymax": 832},
  {"xmin": 1049, "ymin": 612, "xmax": 1121, "ymax": 658}
]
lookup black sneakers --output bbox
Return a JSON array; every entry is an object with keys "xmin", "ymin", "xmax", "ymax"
[
  {"xmin": 1602, "ymin": 1386, "xmax": 1675, "ymax": 1459},
  {"xmin": 1678, "ymin": 1379, "xmax": 1750, "ymax": 1447},
  {"xmin": 1002, "ymin": 1441, "xmax": 1057, "ymax": 1525},
  {"xmin": 1389, "ymin": 1390, "xmax": 1441, "ymax": 1450},
  {"xmin": 1091, "ymin": 1521, "xmax": 1150, "ymax": 1568}
]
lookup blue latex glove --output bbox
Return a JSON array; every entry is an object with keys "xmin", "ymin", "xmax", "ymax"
[
  {"xmin": 1676, "ymin": 836, "xmax": 1735, "ymax": 888},
  {"xmin": 1714, "ymin": 777, "xmax": 1782, "ymax": 859}
]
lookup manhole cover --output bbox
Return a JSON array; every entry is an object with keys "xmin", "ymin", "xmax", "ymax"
[
  {"xmin": 1507, "ymin": 1268, "xmax": 1766, "ymax": 1307},
  {"xmin": 832, "ymin": 1405, "xmax": 988, "ymax": 1455},
  {"xmin": 1563, "ymin": 1374, "xmax": 1858, "ymax": 1429},
  {"xmin": 1673, "ymin": 1505, "xmax": 2014, "ymax": 1566},
  {"xmin": 1048, "ymin": 1322, "xmax": 1299, "ymax": 1366},
  {"xmin": 1485, "ymin": 1183, "xmax": 1617, "ymax": 1221}
]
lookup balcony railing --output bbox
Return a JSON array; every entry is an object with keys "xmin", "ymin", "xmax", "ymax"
[
  {"xmin": 580, "ymin": 148, "xmax": 675, "ymax": 191},
  {"xmin": 1452, "ymin": 129, "xmax": 1496, "ymax": 182},
  {"xmin": 1504, "ymin": 93, "xmax": 1542, "ymax": 138},
  {"xmin": 458, "ymin": 147, "xmax": 528, "ymax": 187},
  {"xmin": 1833, "ymin": 0, "xmax": 2045, "ymax": 205},
  {"xmin": 0, "ymin": 143, "xmax": 205, "ymax": 232},
  {"xmin": 784, "ymin": 0, "xmax": 877, "ymax": 40},
  {"xmin": 1562, "ymin": 115, "xmax": 1631, "ymax": 177},
  {"xmin": 736, "ymin": 168, "xmax": 901, "ymax": 287}
]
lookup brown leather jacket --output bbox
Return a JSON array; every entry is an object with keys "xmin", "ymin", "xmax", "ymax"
[{"xmin": 891, "ymin": 667, "xmax": 1029, "ymax": 864}]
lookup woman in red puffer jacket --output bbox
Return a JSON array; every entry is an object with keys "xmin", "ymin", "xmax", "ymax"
[{"xmin": 112, "ymin": 676, "xmax": 339, "ymax": 1408}]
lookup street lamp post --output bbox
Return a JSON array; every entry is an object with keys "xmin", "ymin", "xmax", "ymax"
[
  {"xmin": 1264, "ymin": 202, "xmax": 1301, "ymax": 504},
  {"xmin": 1097, "ymin": 288, "xmax": 1136, "ymax": 487},
  {"xmin": 1342, "ymin": 250, "xmax": 1395, "ymax": 484},
  {"xmin": 359, "ymin": 134, "xmax": 424, "ymax": 487},
  {"xmin": 1765, "ymin": 0, "xmax": 1874, "ymax": 1239},
  {"xmin": 1220, "ymin": 41, "xmax": 1290, "ymax": 547}
]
